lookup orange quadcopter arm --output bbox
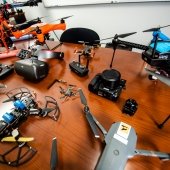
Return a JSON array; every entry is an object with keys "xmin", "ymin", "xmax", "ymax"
[
  {"xmin": 40, "ymin": 23, "xmax": 66, "ymax": 34},
  {"xmin": 36, "ymin": 33, "xmax": 44, "ymax": 43},
  {"xmin": 12, "ymin": 23, "xmax": 66, "ymax": 39}
]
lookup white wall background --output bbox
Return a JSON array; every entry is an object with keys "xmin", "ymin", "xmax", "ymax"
[{"xmin": 22, "ymin": 2, "xmax": 170, "ymax": 48}]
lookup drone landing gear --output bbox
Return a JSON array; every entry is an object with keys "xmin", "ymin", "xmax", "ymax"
[{"xmin": 0, "ymin": 142, "xmax": 37, "ymax": 166}]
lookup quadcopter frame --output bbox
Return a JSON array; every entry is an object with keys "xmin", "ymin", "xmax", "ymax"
[{"xmin": 0, "ymin": 87, "xmax": 60, "ymax": 166}]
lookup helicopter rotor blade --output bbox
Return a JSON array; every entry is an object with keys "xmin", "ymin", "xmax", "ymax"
[
  {"xmin": 145, "ymin": 68, "xmax": 170, "ymax": 86},
  {"xmin": 78, "ymin": 88, "xmax": 88, "ymax": 106},
  {"xmin": 50, "ymin": 137, "xmax": 58, "ymax": 170},
  {"xmin": 98, "ymin": 32, "xmax": 137, "ymax": 42},
  {"xmin": 143, "ymin": 24, "xmax": 170, "ymax": 32}
]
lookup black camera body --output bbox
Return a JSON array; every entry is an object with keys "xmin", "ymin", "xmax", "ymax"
[{"xmin": 88, "ymin": 69, "xmax": 126, "ymax": 101}]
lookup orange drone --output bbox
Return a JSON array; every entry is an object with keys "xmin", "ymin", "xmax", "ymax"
[{"xmin": 11, "ymin": 15, "xmax": 72, "ymax": 44}]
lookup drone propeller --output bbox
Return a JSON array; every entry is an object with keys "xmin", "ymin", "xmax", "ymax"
[
  {"xmin": 41, "ymin": 96, "xmax": 60, "ymax": 121},
  {"xmin": 13, "ymin": 16, "xmax": 48, "ymax": 31},
  {"xmin": 145, "ymin": 68, "xmax": 170, "ymax": 86},
  {"xmin": 78, "ymin": 89, "xmax": 101, "ymax": 138},
  {"xmin": 3, "ymin": 96, "xmax": 17, "ymax": 103},
  {"xmin": 50, "ymin": 137, "xmax": 58, "ymax": 170},
  {"xmin": 15, "ymin": 16, "xmax": 46, "ymax": 27},
  {"xmin": 97, "ymin": 32, "xmax": 137, "ymax": 42},
  {"xmin": 49, "ymin": 15, "xmax": 73, "ymax": 23},
  {"xmin": 143, "ymin": 24, "xmax": 170, "ymax": 32},
  {"xmin": 27, "ymin": 16, "xmax": 48, "ymax": 23},
  {"xmin": 40, "ymin": 108, "xmax": 55, "ymax": 117},
  {"xmin": 78, "ymin": 88, "xmax": 88, "ymax": 106}
]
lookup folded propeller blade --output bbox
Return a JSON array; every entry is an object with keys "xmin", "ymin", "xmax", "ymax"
[
  {"xmin": 50, "ymin": 137, "xmax": 58, "ymax": 170},
  {"xmin": 78, "ymin": 88, "xmax": 88, "ymax": 106}
]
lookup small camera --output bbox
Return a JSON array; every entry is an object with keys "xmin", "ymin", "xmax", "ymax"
[
  {"xmin": 122, "ymin": 98, "xmax": 138, "ymax": 116},
  {"xmin": 88, "ymin": 69, "xmax": 126, "ymax": 101}
]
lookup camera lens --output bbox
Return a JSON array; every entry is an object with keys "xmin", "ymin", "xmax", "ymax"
[{"xmin": 101, "ymin": 69, "xmax": 121, "ymax": 90}]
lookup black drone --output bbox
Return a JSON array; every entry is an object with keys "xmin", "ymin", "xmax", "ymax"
[{"xmin": 0, "ymin": 87, "xmax": 60, "ymax": 167}]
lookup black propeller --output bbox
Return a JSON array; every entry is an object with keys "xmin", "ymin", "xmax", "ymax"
[
  {"xmin": 40, "ymin": 108, "xmax": 55, "ymax": 117},
  {"xmin": 78, "ymin": 88, "xmax": 104, "ymax": 138},
  {"xmin": 28, "ymin": 16, "xmax": 48, "ymax": 23},
  {"xmin": 78, "ymin": 88, "xmax": 88, "ymax": 106},
  {"xmin": 3, "ymin": 95, "xmax": 17, "ymax": 103},
  {"xmin": 49, "ymin": 15, "xmax": 73, "ymax": 23},
  {"xmin": 97, "ymin": 32, "xmax": 137, "ymax": 42},
  {"xmin": 15, "ymin": 16, "xmax": 47, "ymax": 27},
  {"xmin": 50, "ymin": 137, "xmax": 58, "ymax": 170},
  {"xmin": 143, "ymin": 24, "xmax": 170, "ymax": 32}
]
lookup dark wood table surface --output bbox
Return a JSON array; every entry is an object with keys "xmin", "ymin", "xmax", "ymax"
[{"xmin": 0, "ymin": 42, "xmax": 170, "ymax": 170}]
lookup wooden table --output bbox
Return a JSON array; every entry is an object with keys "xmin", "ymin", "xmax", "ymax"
[{"xmin": 0, "ymin": 43, "xmax": 170, "ymax": 170}]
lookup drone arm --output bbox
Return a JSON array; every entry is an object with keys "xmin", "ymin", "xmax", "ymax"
[
  {"xmin": 152, "ymin": 31, "xmax": 170, "ymax": 42},
  {"xmin": 84, "ymin": 107, "xmax": 100, "ymax": 138},
  {"xmin": 79, "ymin": 88, "xmax": 107, "ymax": 138},
  {"xmin": 134, "ymin": 149, "xmax": 170, "ymax": 160},
  {"xmin": 91, "ymin": 114, "xmax": 107, "ymax": 137},
  {"xmin": 113, "ymin": 39, "xmax": 149, "ymax": 51},
  {"xmin": 145, "ymin": 68, "xmax": 170, "ymax": 86}
]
